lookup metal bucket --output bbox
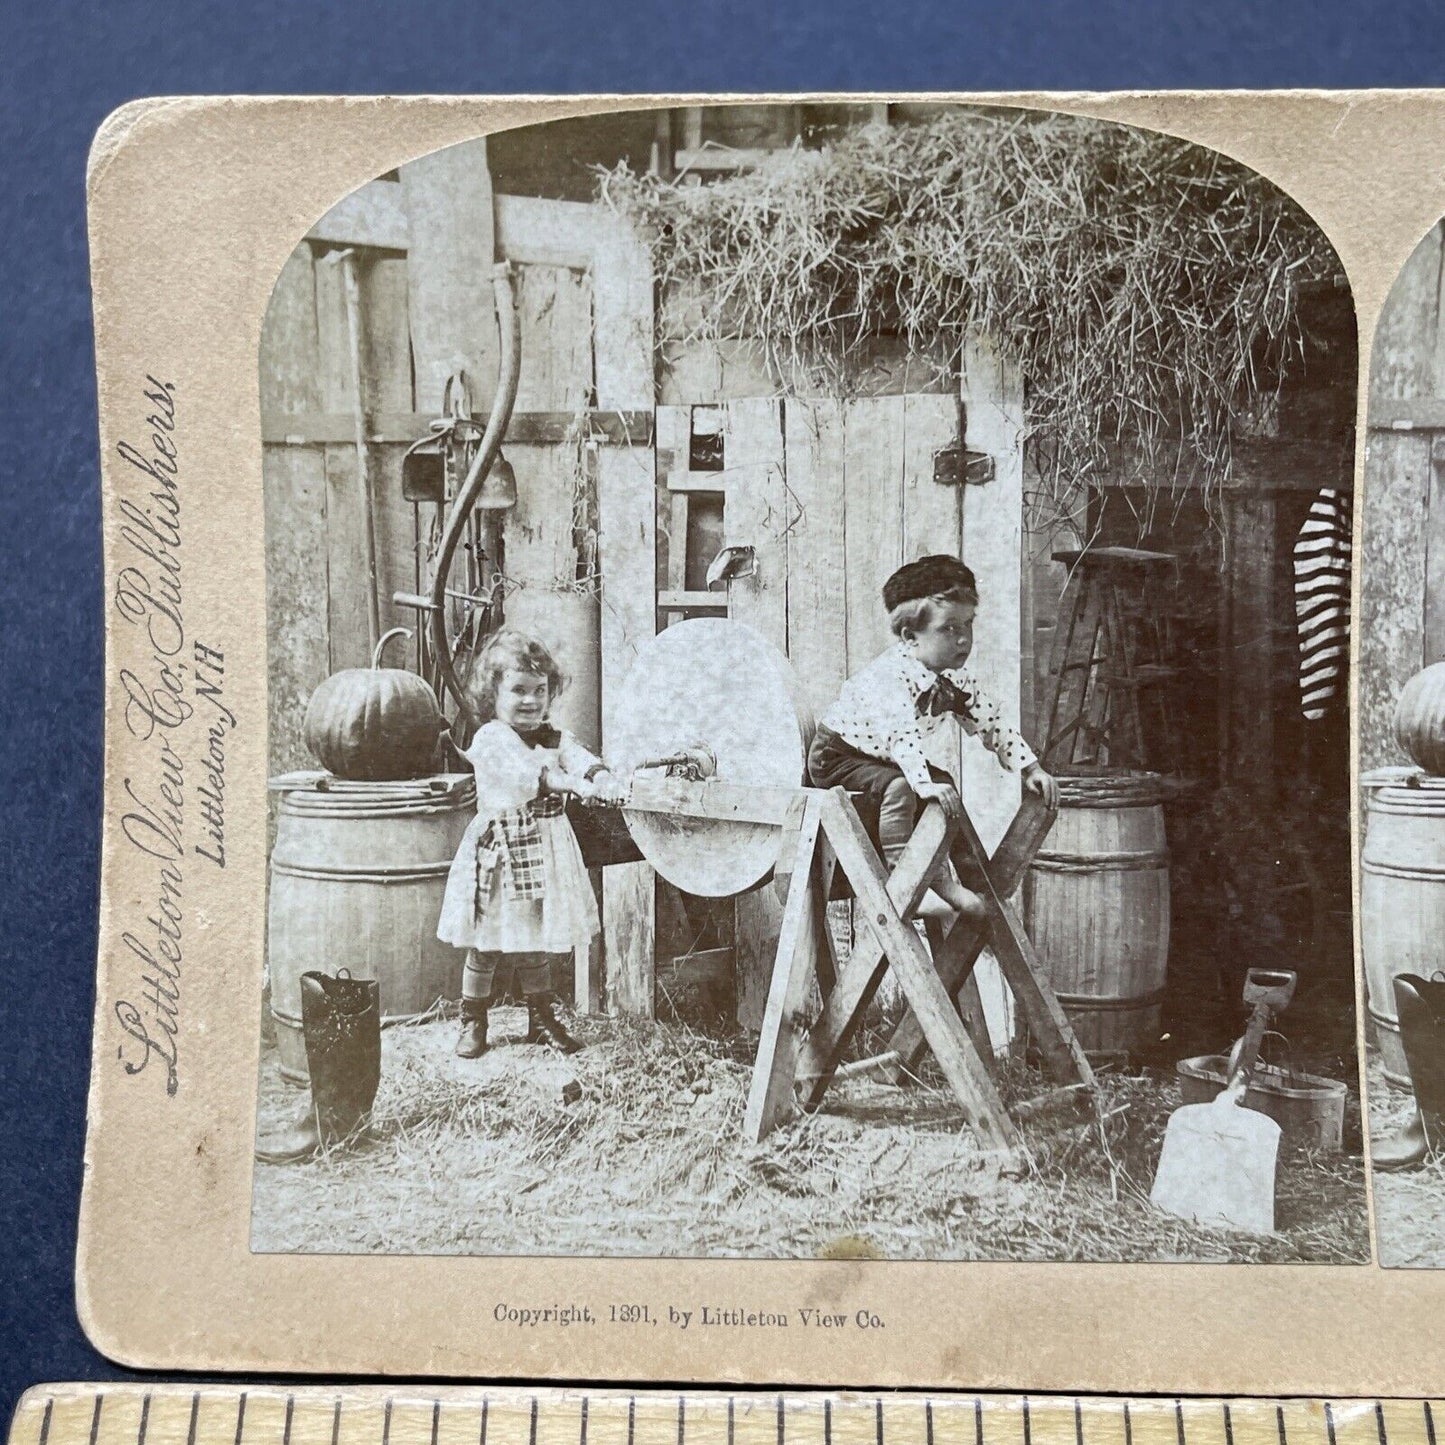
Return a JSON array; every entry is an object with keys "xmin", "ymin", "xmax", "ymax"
[{"xmin": 1176, "ymin": 1054, "xmax": 1346, "ymax": 1152}]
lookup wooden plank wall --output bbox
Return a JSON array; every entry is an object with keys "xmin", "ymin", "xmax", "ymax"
[
  {"xmin": 317, "ymin": 251, "xmax": 416, "ymax": 674},
  {"xmin": 782, "ymin": 400, "xmax": 849, "ymax": 719},
  {"xmin": 262, "ymin": 158, "xmax": 658, "ymax": 1016},
  {"xmin": 260, "ymin": 249, "xmax": 328, "ymax": 776},
  {"xmin": 719, "ymin": 399, "xmax": 789, "ymax": 1028},
  {"xmin": 261, "ymin": 244, "xmax": 416, "ymax": 773},
  {"xmin": 262, "ymin": 144, "xmax": 497, "ymax": 777},
  {"xmin": 261, "ymin": 150, "xmax": 608, "ymax": 770},
  {"xmin": 400, "ymin": 141, "xmax": 498, "ymax": 415},
  {"xmin": 506, "ymin": 263, "xmax": 593, "ymax": 595},
  {"xmin": 664, "ymin": 390, "xmax": 1022, "ymax": 1041},
  {"xmin": 500, "ymin": 263, "xmax": 600, "ymax": 751},
  {"xmin": 1221, "ymin": 492, "xmax": 1279, "ymax": 790},
  {"xmin": 594, "ymin": 224, "xmax": 657, "ymax": 1019},
  {"xmin": 957, "ymin": 341, "xmax": 1026, "ymax": 1045},
  {"xmin": 1362, "ymin": 220, "xmax": 1445, "ymax": 770}
]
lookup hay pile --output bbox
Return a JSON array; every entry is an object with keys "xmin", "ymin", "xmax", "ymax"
[
  {"xmin": 599, "ymin": 109, "xmax": 1338, "ymax": 522},
  {"xmin": 251, "ymin": 1012, "xmax": 1366, "ymax": 1263}
]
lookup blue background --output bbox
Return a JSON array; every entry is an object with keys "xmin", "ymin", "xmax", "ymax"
[{"xmin": 2, "ymin": 0, "xmax": 1444, "ymax": 1423}]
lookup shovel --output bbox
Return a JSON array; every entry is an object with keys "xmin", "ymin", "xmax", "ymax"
[{"xmin": 1149, "ymin": 969, "xmax": 1297, "ymax": 1235}]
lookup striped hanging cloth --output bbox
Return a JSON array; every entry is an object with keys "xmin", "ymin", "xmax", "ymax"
[{"xmin": 1292, "ymin": 487, "xmax": 1352, "ymax": 720}]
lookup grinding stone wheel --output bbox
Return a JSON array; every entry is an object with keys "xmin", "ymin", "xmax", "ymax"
[{"xmin": 613, "ymin": 618, "xmax": 814, "ymax": 897}]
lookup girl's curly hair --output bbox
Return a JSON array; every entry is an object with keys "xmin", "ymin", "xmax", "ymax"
[{"xmin": 468, "ymin": 629, "xmax": 567, "ymax": 721}]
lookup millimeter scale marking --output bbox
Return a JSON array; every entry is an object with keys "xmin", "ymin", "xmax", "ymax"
[{"xmin": 10, "ymin": 1391, "xmax": 1445, "ymax": 1445}]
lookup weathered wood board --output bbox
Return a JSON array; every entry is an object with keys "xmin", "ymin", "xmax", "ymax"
[
  {"xmin": 783, "ymin": 399, "xmax": 849, "ymax": 718},
  {"xmin": 956, "ymin": 340, "xmax": 1025, "ymax": 1047},
  {"xmin": 313, "ymin": 251, "xmax": 374, "ymax": 675},
  {"xmin": 1362, "ymin": 219, "xmax": 1445, "ymax": 769},
  {"xmin": 718, "ymin": 399, "xmax": 791, "ymax": 1029},
  {"xmin": 598, "ymin": 440, "xmax": 657, "ymax": 1015},
  {"xmin": 1224, "ymin": 491, "xmax": 1280, "ymax": 786},
  {"xmin": 362, "ymin": 256, "xmax": 418, "ymax": 662},
  {"xmin": 505, "ymin": 265, "xmax": 593, "ymax": 594},
  {"xmin": 260, "ymin": 246, "xmax": 328, "ymax": 777},
  {"xmin": 399, "ymin": 139, "xmax": 498, "ymax": 415}
]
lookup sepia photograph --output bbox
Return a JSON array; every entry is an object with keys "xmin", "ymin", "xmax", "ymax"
[
  {"xmin": 1359, "ymin": 216, "xmax": 1445, "ymax": 1266},
  {"xmin": 248, "ymin": 101, "xmax": 1366, "ymax": 1263}
]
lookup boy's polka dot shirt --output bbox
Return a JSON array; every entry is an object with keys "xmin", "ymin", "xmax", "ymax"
[{"xmin": 819, "ymin": 642, "xmax": 1038, "ymax": 789}]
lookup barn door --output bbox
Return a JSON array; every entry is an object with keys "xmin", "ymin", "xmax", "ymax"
[{"xmin": 655, "ymin": 392, "xmax": 1023, "ymax": 1040}]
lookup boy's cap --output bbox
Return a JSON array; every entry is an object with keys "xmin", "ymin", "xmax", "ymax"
[{"xmin": 882, "ymin": 555, "xmax": 978, "ymax": 612}]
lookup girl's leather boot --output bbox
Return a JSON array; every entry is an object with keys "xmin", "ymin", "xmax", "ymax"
[
  {"xmin": 455, "ymin": 997, "xmax": 491, "ymax": 1058},
  {"xmin": 1373, "ymin": 974, "xmax": 1445, "ymax": 1172},
  {"xmin": 526, "ymin": 992, "xmax": 581, "ymax": 1054}
]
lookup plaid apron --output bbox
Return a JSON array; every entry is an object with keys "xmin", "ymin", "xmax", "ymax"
[{"xmin": 474, "ymin": 793, "xmax": 566, "ymax": 913}]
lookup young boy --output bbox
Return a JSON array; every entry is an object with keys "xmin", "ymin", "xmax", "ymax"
[{"xmin": 807, "ymin": 555, "xmax": 1058, "ymax": 915}]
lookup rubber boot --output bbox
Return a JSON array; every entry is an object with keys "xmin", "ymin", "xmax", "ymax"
[
  {"xmin": 526, "ymin": 992, "xmax": 581, "ymax": 1054},
  {"xmin": 255, "ymin": 969, "xmax": 381, "ymax": 1164},
  {"xmin": 253, "ymin": 1100, "xmax": 322, "ymax": 1165},
  {"xmin": 1374, "ymin": 974, "xmax": 1445, "ymax": 1172},
  {"xmin": 303, "ymin": 969, "xmax": 382, "ymax": 1145},
  {"xmin": 1372, "ymin": 1108, "xmax": 1430, "ymax": 1171},
  {"xmin": 455, "ymin": 996, "xmax": 491, "ymax": 1059}
]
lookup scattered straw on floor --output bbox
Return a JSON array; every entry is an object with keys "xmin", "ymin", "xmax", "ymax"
[
  {"xmin": 1367, "ymin": 1052, "xmax": 1445, "ymax": 1268},
  {"xmin": 252, "ymin": 1011, "xmax": 1367, "ymax": 1263}
]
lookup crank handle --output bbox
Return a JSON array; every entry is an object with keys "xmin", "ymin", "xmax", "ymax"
[{"xmin": 634, "ymin": 745, "xmax": 718, "ymax": 781}]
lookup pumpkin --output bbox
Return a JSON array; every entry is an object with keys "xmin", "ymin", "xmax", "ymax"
[
  {"xmin": 1395, "ymin": 661, "xmax": 1445, "ymax": 776},
  {"xmin": 304, "ymin": 628, "xmax": 445, "ymax": 780}
]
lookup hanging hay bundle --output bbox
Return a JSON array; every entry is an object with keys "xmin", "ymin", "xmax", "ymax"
[{"xmin": 599, "ymin": 109, "xmax": 1339, "ymax": 524}]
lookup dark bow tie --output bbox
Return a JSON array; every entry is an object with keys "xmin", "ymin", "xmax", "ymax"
[
  {"xmin": 917, "ymin": 674, "xmax": 973, "ymax": 719},
  {"xmin": 516, "ymin": 724, "xmax": 562, "ymax": 749}
]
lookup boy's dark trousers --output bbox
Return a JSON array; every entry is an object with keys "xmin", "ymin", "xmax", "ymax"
[{"xmin": 806, "ymin": 724, "xmax": 984, "ymax": 887}]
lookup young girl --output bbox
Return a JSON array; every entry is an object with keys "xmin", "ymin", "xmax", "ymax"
[
  {"xmin": 808, "ymin": 555, "xmax": 1058, "ymax": 916},
  {"xmin": 436, "ymin": 630, "xmax": 625, "ymax": 1057}
]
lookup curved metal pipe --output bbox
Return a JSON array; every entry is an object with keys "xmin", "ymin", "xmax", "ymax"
[{"xmin": 429, "ymin": 263, "xmax": 522, "ymax": 729}]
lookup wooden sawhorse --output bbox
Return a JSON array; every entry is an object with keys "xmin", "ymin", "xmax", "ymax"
[{"xmin": 623, "ymin": 776, "xmax": 1094, "ymax": 1152}]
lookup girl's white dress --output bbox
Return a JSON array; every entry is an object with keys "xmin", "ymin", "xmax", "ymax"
[{"xmin": 436, "ymin": 720, "xmax": 602, "ymax": 954}]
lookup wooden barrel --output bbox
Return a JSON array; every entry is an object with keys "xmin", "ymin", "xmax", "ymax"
[
  {"xmin": 267, "ymin": 774, "xmax": 476, "ymax": 1083},
  {"xmin": 1025, "ymin": 772, "xmax": 1171, "ymax": 1058},
  {"xmin": 1360, "ymin": 767, "xmax": 1445, "ymax": 1086}
]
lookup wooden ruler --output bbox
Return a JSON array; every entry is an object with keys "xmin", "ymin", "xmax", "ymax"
[{"xmin": 10, "ymin": 1388, "xmax": 1445, "ymax": 1445}]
